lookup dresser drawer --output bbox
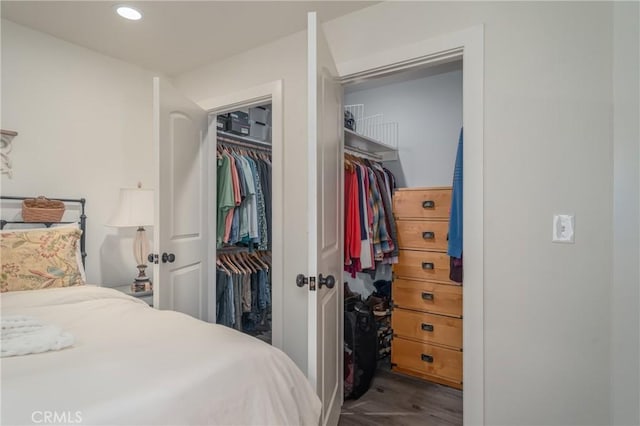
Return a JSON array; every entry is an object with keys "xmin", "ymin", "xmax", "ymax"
[
  {"xmin": 392, "ymin": 309, "xmax": 462, "ymax": 348},
  {"xmin": 395, "ymin": 250, "xmax": 455, "ymax": 283},
  {"xmin": 397, "ymin": 220, "xmax": 449, "ymax": 252},
  {"xmin": 393, "ymin": 188, "xmax": 451, "ymax": 220},
  {"xmin": 393, "ymin": 278, "xmax": 462, "ymax": 317},
  {"xmin": 391, "ymin": 337, "xmax": 462, "ymax": 383}
]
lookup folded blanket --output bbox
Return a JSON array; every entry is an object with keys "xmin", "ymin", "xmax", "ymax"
[{"xmin": 1, "ymin": 315, "xmax": 74, "ymax": 357}]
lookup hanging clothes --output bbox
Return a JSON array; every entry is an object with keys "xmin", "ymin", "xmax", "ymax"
[
  {"xmin": 216, "ymin": 144, "xmax": 272, "ymax": 251},
  {"xmin": 357, "ymin": 165, "xmax": 374, "ymax": 270},
  {"xmin": 344, "ymin": 166, "xmax": 361, "ymax": 273},
  {"xmin": 448, "ymin": 128, "xmax": 463, "ymax": 259},
  {"xmin": 344, "ymin": 154, "xmax": 398, "ymax": 277},
  {"xmin": 217, "ymin": 154, "xmax": 235, "ymax": 248},
  {"xmin": 216, "ymin": 252, "xmax": 272, "ymax": 342},
  {"xmin": 448, "ymin": 128, "xmax": 463, "ymax": 283}
]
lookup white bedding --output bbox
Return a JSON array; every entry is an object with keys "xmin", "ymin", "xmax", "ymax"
[
  {"xmin": 2, "ymin": 315, "xmax": 75, "ymax": 357},
  {"xmin": 1, "ymin": 286, "xmax": 320, "ymax": 426}
]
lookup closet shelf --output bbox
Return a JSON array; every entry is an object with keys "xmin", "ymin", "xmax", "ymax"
[{"xmin": 344, "ymin": 128, "xmax": 398, "ymax": 161}]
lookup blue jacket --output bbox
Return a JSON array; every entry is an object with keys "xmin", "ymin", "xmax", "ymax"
[{"xmin": 448, "ymin": 129, "xmax": 463, "ymax": 258}]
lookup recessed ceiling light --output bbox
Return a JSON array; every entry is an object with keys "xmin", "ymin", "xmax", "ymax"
[{"xmin": 116, "ymin": 6, "xmax": 142, "ymax": 21}]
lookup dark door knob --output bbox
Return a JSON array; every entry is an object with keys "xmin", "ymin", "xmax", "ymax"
[
  {"xmin": 161, "ymin": 252, "xmax": 175, "ymax": 263},
  {"xmin": 296, "ymin": 274, "xmax": 308, "ymax": 287},
  {"xmin": 318, "ymin": 274, "xmax": 336, "ymax": 289},
  {"xmin": 148, "ymin": 253, "xmax": 158, "ymax": 264}
]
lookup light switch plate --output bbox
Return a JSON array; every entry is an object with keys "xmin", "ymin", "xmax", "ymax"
[{"xmin": 552, "ymin": 214, "xmax": 575, "ymax": 243}]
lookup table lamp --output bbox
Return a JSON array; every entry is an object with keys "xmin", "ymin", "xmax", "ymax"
[{"xmin": 107, "ymin": 184, "xmax": 154, "ymax": 292}]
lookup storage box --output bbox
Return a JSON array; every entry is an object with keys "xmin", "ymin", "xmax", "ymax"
[
  {"xmin": 216, "ymin": 114, "xmax": 229, "ymax": 131},
  {"xmin": 249, "ymin": 121, "xmax": 271, "ymax": 142},
  {"xmin": 230, "ymin": 122, "xmax": 250, "ymax": 136},
  {"xmin": 229, "ymin": 111, "xmax": 249, "ymax": 124},
  {"xmin": 229, "ymin": 111, "xmax": 250, "ymax": 136},
  {"xmin": 249, "ymin": 106, "xmax": 271, "ymax": 125}
]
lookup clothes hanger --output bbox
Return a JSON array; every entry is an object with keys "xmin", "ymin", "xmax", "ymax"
[
  {"xmin": 249, "ymin": 252, "xmax": 265, "ymax": 271},
  {"xmin": 257, "ymin": 251, "xmax": 272, "ymax": 266},
  {"xmin": 216, "ymin": 258, "xmax": 232, "ymax": 275},
  {"xmin": 344, "ymin": 157, "xmax": 355, "ymax": 172},
  {"xmin": 234, "ymin": 252, "xmax": 255, "ymax": 274},
  {"xmin": 228, "ymin": 253, "xmax": 248, "ymax": 274},
  {"xmin": 254, "ymin": 255, "xmax": 271, "ymax": 270},
  {"xmin": 241, "ymin": 252, "xmax": 261, "ymax": 272},
  {"xmin": 246, "ymin": 252, "xmax": 267, "ymax": 271},
  {"xmin": 220, "ymin": 254, "xmax": 241, "ymax": 274},
  {"xmin": 216, "ymin": 254, "xmax": 237, "ymax": 274}
]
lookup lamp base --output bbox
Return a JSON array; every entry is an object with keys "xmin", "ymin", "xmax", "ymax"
[
  {"xmin": 131, "ymin": 264, "xmax": 153, "ymax": 293},
  {"xmin": 131, "ymin": 279, "xmax": 152, "ymax": 293}
]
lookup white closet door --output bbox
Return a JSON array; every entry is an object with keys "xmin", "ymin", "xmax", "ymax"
[
  {"xmin": 152, "ymin": 77, "xmax": 209, "ymax": 321},
  {"xmin": 307, "ymin": 12, "xmax": 343, "ymax": 426}
]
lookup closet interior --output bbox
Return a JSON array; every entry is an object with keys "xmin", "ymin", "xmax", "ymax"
[
  {"xmin": 214, "ymin": 103, "xmax": 273, "ymax": 344},
  {"xmin": 341, "ymin": 60, "xmax": 464, "ymax": 401}
]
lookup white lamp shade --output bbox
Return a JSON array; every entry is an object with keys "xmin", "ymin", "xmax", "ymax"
[{"xmin": 107, "ymin": 188, "xmax": 154, "ymax": 227}]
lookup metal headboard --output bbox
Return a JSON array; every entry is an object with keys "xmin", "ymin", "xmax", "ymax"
[{"xmin": 0, "ymin": 196, "xmax": 87, "ymax": 267}]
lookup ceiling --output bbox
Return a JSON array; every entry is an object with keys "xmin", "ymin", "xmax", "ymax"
[{"xmin": 1, "ymin": 1, "xmax": 377, "ymax": 76}]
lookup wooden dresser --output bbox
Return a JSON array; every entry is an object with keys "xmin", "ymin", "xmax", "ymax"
[{"xmin": 391, "ymin": 187, "xmax": 463, "ymax": 390}]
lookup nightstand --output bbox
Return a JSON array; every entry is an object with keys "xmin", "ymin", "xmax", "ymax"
[{"xmin": 113, "ymin": 285, "xmax": 154, "ymax": 307}]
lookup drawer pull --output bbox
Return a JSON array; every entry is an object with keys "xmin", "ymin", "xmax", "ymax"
[
  {"xmin": 421, "ymin": 292, "xmax": 434, "ymax": 301},
  {"xmin": 421, "ymin": 323, "xmax": 434, "ymax": 332},
  {"xmin": 422, "ymin": 231, "xmax": 435, "ymax": 240},
  {"xmin": 422, "ymin": 262, "xmax": 434, "ymax": 270},
  {"xmin": 422, "ymin": 200, "xmax": 435, "ymax": 209},
  {"xmin": 421, "ymin": 354, "xmax": 434, "ymax": 363}
]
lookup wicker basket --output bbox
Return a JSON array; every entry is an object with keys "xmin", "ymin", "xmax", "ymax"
[{"xmin": 22, "ymin": 196, "xmax": 65, "ymax": 222}]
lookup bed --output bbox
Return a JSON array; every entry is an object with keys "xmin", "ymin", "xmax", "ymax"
[{"xmin": 1, "ymin": 197, "xmax": 320, "ymax": 426}]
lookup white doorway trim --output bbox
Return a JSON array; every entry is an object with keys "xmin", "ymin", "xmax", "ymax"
[
  {"xmin": 336, "ymin": 25, "xmax": 485, "ymax": 426},
  {"xmin": 196, "ymin": 80, "xmax": 285, "ymax": 350}
]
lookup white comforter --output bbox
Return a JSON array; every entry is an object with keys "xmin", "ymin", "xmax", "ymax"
[{"xmin": 1, "ymin": 286, "xmax": 320, "ymax": 426}]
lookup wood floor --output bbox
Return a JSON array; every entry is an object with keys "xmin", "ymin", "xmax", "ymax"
[{"xmin": 338, "ymin": 368, "xmax": 462, "ymax": 426}]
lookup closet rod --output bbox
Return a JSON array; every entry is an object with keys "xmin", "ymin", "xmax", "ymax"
[
  {"xmin": 217, "ymin": 131, "xmax": 272, "ymax": 151},
  {"xmin": 344, "ymin": 146, "xmax": 383, "ymax": 162},
  {"xmin": 218, "ymin": 139, "xmax": 272, "ymax": 153},
  {"xmin": 217, "ymin": 246, "xmax": 253, "ymax": 255},
  {"xmin": 217, "ymin": 246, "xmax": 272, "ymax": 254}
]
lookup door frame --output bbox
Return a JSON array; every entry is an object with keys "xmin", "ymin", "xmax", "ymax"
[
  {"xmin": 337, "ymin": 26, "xmax": 485, "ymax": 425},
  {"xmin": 197, "ymin": 80, "xmax": 285, "ymax": 349}
]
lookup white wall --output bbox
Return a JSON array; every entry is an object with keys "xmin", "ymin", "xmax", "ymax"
[
  {"xmin": 173, "ymin": 31, "xmax": 310, "ymax": 371},
  {"xmin": 324, "ymin": 3, "xmax": 614, "ymax": 425},
  {"xmin": 1, "ymin": 20, "xmax": 155, "ymax": 287},
  {"xmin": 345, "ymin": 63, "xmax": 462, "ymax": 188},
  {"xmin": 611, "ymin": 2, "xmax": 640, "ymax": 425}
]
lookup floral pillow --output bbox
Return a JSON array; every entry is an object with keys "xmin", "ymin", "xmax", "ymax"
[{"xmin": 1, "ymin": 227, "xmax": 84, "ymax": 293}]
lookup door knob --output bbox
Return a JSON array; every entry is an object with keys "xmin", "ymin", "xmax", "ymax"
[
  {"xmin": 318, "ymin": 274, "xmax": 336, "ymax": 289},
  {"xmin": 161, "ymin": 252, "xmax": 175, "ymax": 263},
  {"xmin": 296, "ymin": 274, "xmax": 308, "ymax": 287},
  {"xmin": 148, "ymin": 253, "xmax": 159, "ymax": 264}
]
